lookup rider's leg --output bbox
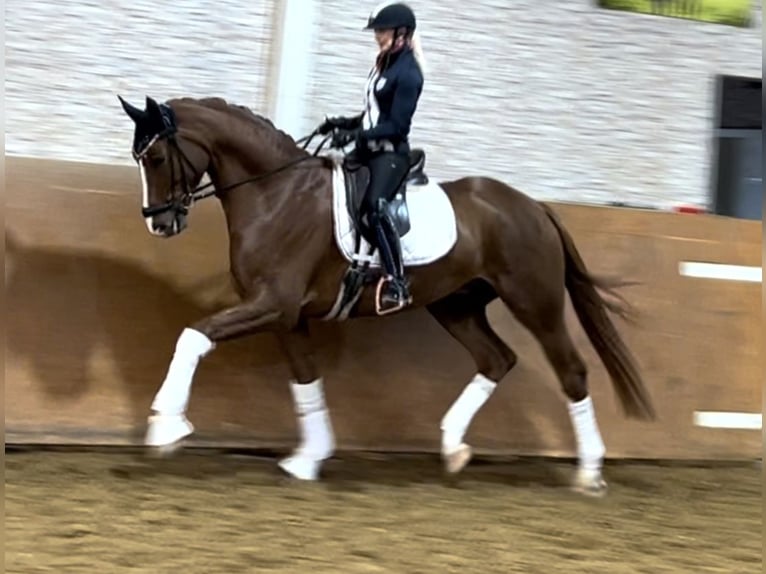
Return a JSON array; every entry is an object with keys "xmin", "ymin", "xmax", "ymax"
[
  {"xmin": 363, "ymin": 152, "xmax": 411, "ymax": 309},
  {"xmin": 371, "ymin": 201, "xmax": 406, "ymax": 283},
  {"xmin": 361, "ymin": 152, "xmax": 409, "ymax": 214}
]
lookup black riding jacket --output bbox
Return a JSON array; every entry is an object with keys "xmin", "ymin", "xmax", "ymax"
[{"xmin": 359, "ymin": 46, "xmax": 424, "ymax": 154}]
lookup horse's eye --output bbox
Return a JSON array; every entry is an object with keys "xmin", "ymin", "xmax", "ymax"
[{"xmin": 150, "ymin": 155, "xmax": 165, "ymax": 167}]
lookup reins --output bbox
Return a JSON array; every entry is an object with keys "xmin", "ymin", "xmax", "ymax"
[{"xmin": 191, "ymin": 127, "xmax": 334, "ymax": 200}]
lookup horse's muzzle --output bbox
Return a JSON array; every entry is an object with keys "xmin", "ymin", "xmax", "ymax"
[{"xmin": 151, "ymin": 212, "xmax": 187, "ymax": 237}]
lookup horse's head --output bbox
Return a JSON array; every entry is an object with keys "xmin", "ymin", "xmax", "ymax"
[{"xmin": 118, "ymin": 95, "xmax": 210, "ymax": 238}]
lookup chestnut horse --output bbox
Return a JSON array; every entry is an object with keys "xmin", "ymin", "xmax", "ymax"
[{"xmin": 118, "ymin": 95, "xmax": 655, "ymax": 496}]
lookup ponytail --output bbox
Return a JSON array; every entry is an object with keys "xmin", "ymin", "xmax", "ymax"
[{"xmin": 410, "ymin": 30, "xmax": 426, "ymax": 76}]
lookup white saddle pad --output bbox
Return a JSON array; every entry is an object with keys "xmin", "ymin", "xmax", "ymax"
[{"xmin": 331, "ymin": 160, "xmax": 458, "ymax": 268}]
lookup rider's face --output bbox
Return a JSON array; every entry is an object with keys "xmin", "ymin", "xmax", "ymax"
[{"xmin": 374, "ymin": 29, "xmax": 394, "ymax": 51}]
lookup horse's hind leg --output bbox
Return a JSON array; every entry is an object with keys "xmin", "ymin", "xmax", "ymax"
[
  {"xmin": 538, "ymin": 319, "xmax": 607, "ymax": 496},
  {"xmin": 498, "ymin": 280, "xmax": 607, "ymax": 497},
  {"xmin": 426, "ymin": 280, "xmax": 518, "ymax": 474}
]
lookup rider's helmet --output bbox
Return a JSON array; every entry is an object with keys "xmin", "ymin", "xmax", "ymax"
[{"xmin": 364, "ymin": 2, "xmax": 417, "ymax": 32}]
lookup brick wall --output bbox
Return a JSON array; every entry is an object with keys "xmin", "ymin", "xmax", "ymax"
[
  {"xmin": 5, "ymin": 0, "xmax": 276, "ymax": 165},
  {"xmin": 304, "ymin": 1, "xmax": 762, "ymax": 206},
  {"xmin": 5, "ymin": 0, "xmax": 761, "ymax": 206}
]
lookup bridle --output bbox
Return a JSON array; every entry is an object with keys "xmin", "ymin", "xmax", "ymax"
[{"xmin": 133, "ymin": 103, "xmax": 335, "ymax": 220}]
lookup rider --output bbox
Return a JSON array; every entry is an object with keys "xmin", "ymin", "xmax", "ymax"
[{"xmin": 318, "ymin": 2, "xmax": 425, "ymax": 313}]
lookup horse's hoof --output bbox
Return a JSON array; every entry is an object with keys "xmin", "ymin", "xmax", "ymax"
[
  {"xmin": 277, "ymin": 453, "xmax": 323, "ymax": 481},
  {"xmin": 144, "ymin": 414, "xmax": 193, "ymax": 456},
  {"xmin": 442, "ymin": 443, "xmax": 472, "ymax": 474},
  {"xmin": 146, "ymin": 441, "xmax": 186, "ymax": 459},
  {"xmin": 571, "ymin": 469, "xmax": 608, "ymax": 498}
]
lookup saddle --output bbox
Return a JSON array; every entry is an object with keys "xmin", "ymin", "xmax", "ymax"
[
  {"xmin": 324, "ymin": 149, "xmax": 429, "ymax": 321},
  {"xmin": 342, "ymin": 149, "xmax": 429, "ymax": 243}
]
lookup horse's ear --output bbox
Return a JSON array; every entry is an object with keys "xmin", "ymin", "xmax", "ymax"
[
  {"xmin": 145, "ymin": 96, "xmax": 162, "ymax": 119},
  {"xmin": 118, "ymin": 95, "xmax": 145, "ymax": 124}
]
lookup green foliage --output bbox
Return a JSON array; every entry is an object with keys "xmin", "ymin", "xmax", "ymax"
[{"xmin": 596, "ymin": 0, "xmax": 753, "ymax": 28}]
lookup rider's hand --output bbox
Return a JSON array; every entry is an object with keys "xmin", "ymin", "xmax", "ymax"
[
  {"xmin": 332, "ymin": 128, "xmax": 359, "ymax": 148},
  {"xmin": 354, "ymin": 129, "xmax": 369, "ymax": 149},
  {"xmin": 318, "ymin": 116, "xmax": 341, "ymax": 135}
]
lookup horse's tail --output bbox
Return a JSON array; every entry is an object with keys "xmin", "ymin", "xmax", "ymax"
[{"xmin": 540, "ymin": 203, "xmax": 656, "ymax": 421}]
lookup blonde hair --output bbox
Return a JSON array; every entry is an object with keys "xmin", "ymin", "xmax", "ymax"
[{"xmin": 410, "ymin": 30, "xmax": 426, "ymax": 76}]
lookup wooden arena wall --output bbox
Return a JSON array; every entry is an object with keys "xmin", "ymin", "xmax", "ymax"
[{"xmin": 5, "ymin": 157, "xmax": 761, "ymax": 460}]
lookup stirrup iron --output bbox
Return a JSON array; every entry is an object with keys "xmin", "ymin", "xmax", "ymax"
[{"xmin": 374, "ymin": 274, "xmax": 411, "ymax": 316}]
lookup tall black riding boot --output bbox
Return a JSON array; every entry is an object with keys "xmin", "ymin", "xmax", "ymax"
[{"xmin": 373, "ymin": 211, "xmax": 411, "ymax": 313}]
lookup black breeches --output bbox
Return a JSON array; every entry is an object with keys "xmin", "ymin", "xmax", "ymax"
[
  {"xmin": 361, "ymin": 152, "xmax": 410, "ymax": 218},
  {"xmin": 359, "ymin": 151, "xmax": 410, "ymax": 278}
]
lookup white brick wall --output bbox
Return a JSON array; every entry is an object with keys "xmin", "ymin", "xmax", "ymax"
[
  {"xmin": 304, "ymin": 1, "xmax": 762, "ymax": 206},
  {"xmin": 5, "ymin": 0, "xmax": 276, "ymax": 165},
  {"xmin": 5, "ymin": 0, "xmax": 761, "ymax": 206}
]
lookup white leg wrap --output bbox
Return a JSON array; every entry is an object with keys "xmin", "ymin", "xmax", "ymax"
[
  {"xmin": 150, "ymin": 328, "xmax": 215, "ymax": 415},
  {"xmin": 440, "ymin": 373, "xmax": 497, "ymax": 454},
  {"xmin": 279, "ymin": 378, "xmax": 335, "ymax": 481},
  {"xmin": 289, "ymin": 378, "xmax": 335, "ymax": 459},
  {"xmin": 145, "ymin": 328, "xmax": 214, "ymax": 448},
  {"xmin": 568, "ymin": 395, "xmax": 606, "ymax": 472}
]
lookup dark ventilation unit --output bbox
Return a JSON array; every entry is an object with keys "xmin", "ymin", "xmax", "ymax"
[{"xmin": 710, "ymin": 75, "xmax": 762, "ymax": 220}]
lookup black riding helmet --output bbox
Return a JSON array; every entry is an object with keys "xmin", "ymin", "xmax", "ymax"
[{"xmin": 364, "ymin": 2, "xmax": 416, "ymax": 31}]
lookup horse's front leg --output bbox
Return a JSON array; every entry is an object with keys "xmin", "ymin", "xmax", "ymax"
[
  {"xmin": 145, "ymin": 287, "xmax": 283, "ymax": 453},
  {"xmin": 274, "ymin": 317, "xmax": 336, "ymax": 481}
]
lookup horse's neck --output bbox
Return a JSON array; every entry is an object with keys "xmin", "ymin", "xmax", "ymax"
[
  {"xmin": 211, "ymin": 120, "xmax": 302, "ymax": 178},
  {"xmin": 203, "ymin": 116, "xmax": 304, "ymax": 222},
  {"xmin": 210, "ymin": 148, "xmax": 317, "ymax": 240},
  {"xmin": 212, "ymin": 164, "xmax": 283, "ymax": 234}
]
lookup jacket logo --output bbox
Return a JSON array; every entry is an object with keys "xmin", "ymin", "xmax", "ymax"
[{"xmin": 375, "ymin": 77, "xmax": 387, "ymax": 92}]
